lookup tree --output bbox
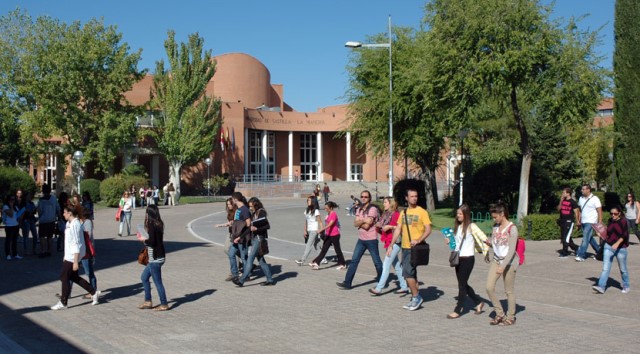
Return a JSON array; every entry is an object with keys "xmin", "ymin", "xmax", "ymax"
[
  {"xmin": 613, "ymin": 0, "xmax": 640, "ymax": 195},
  {"xmin": 151, "ymin": 31, "xmax": 221, "ymax": 201},
  {"xmin": 0, "ymin": 9, "xmax": 145, "ymax": 174},
  {"xmin": 424, "ymin": 0, "xmax": 607, "ymax": 220}
]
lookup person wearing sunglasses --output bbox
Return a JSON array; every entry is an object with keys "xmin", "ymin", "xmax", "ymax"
[
  {"xmin": 337, "ymin": 190, "xmax": 382, "ymax": 290},
  {"xmin": 592, "ymin": 205, "xmax": 630, "ymax": 294},
  {"xmin": 624, "ymin": 193, "xmax": 640, "ymax": 243}
]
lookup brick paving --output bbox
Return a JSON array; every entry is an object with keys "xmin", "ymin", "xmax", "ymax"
[{"xmin": 1, "ymin": 197, "xmax": 639, "ymax": 353}]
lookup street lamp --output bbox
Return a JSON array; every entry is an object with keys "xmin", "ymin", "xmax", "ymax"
[
  {"xmin": 448, "ymin": 153, "xmax": 457, "ymax": 198},
  {"xmin": 458, "ymin": 129, "xmax": 469, "ymax": 206},
  {"xmin": 608, "ymin": 152, "xmax": 614, "ymax": 192},
  {"xmin": 73, "ymin": 150, "xmax": 84, "ymax": 195},
  {"xmin": 204, "ymin": 157, "xmax": 212, "ymax": 202},
  {"xmin": 346, "ymin": 15, "xmax": 393, "ymax": 197}
]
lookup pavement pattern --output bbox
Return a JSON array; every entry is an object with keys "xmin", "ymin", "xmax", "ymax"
[{"xmin": 1, "ymin": 196, "xmax": 639, "ymax": 353}]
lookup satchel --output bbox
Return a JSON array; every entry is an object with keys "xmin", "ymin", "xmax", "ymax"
[
  {"xmin": 82, "ymin": 231, "xmax": 96, "ymax": 260},
  {"xmin": 404, "ymin": 211, "xmax": 430, "ymax": 266},
  {"xmin": 258, "ymin": 238, "xmax": 270, "ymax": 256},
  {"xmin": 449, "ymin": 231, "xmax": 467, "ymax": 267},
  {"xmin": 138, "ymin": 247, "xmax": 149, "ymax": 265}
]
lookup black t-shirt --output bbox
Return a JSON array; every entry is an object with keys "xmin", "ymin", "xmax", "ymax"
[{"xmin": 559, "ymin": 199, "xmax": 578, "ymax": 221}]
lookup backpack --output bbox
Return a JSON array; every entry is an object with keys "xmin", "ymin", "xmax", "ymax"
[{"xmin": 498, "ymin": 223, "xmax": 525, "ymax": 266}]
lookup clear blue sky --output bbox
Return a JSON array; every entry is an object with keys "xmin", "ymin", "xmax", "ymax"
[{"xmin": 1, "ymin": 0, "xmax": 614, "ymax": 112}]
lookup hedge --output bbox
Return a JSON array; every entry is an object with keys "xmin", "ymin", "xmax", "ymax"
[
  {"xmin": 522, "ymin": 211, "xmax": 612, "ymax": 241},
  {"xmin": 0, "ymin": 167, "xmax": 37, "ymax": 201},
  {"xmin": 80, "ymin": 179, "xmax": 101, "ymax": 202},
  {"xmin": 100, "ymin": 174, "xmax": 149, "ymax": 207}
]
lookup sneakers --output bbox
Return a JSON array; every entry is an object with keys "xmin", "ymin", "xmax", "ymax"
[
  {"xmin": 91, "ymin": 290, "xmax": 101, "ymax": 305},
  {"xmin": 336, "ymin": 265, "xmax": 347, "ymax": 270},
  {"xmin": 294, "ymin": 260, "xmax": 304, "ymax": 265},
  {"xmin": 407, "ymin": 296, "xmax": 423, "ymax": 311},
  {"xmin": 321, "ymin": 258, "xmax": 329, "ymax": 264},
  {"xmin": 575, "ymin": 256, "xmax": 585, "ymax": 262},
  {"xmin": 14, "ymin": 255, "xmax": 22, "ymax": 260},
  {"xmin": 6, "ymin": 255, "xmax": 11, "ymax": 260},
  {"xmin": 50, "ymin": 301, "xmax": 67, "ymax": 310},
  {"xmin": 622, "ymin": 287, "xmax": 630, "ymax": 294},
  {"xmin": 336, "ymin": 282, "xmax": 351, "ymax": 290},
  {"xmin": 592, "ymin": 285, "xmax": 605, "ymax": 294}
]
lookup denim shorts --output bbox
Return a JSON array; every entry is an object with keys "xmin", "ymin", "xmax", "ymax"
[{"xmin": 401, "ymin": 248, "xmax": 417, "ymax": 279}]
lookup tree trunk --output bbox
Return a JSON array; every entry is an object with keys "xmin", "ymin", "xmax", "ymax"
[
  {"xmin": 169, "ymin": 160, "xmax": 182, "ymax": 202},
  {"xmin": 517, "ymin": 153, "xmax": 532, "ymax": 222}
]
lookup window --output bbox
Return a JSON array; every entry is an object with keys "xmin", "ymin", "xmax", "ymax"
[
  {"xmin": 300, "ymin": 133, "xmax": 317, "ymax": 181},
  {"xmin": 350, "ymin": 164, "xmax": 363, "ymax": 181}
]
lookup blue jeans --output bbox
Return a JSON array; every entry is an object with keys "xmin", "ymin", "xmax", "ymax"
[
  {"xmin": 141, "ymin": 261, "xmax": 167, "ymax": 305},
  {"xmin": 119, "ymin": 211, "xmax": 132, "ymax": 235},
  {"xmin": 577, "ymin": 223, "xmax": 600, "ymax": 258},
  {"xmin": 227, "ymin": 242, "xmax": 247, "ymax": 277},
  {"xmin": 21, "ymin": 220, "xmax": 38, "ymax": 253},
  {"xmin": 375, "ymin": 243, "xmax": 407, "ymax": 291},
  {"xmin": 81, "ymin": 257, "xmax": 97, "ymax": 290},
  {"xmin": 344, "ymin": 239, "xmax": 383, "ymax": 287},
  {"xmin": 239, "ymin": 235, "xmax": 273, "ymax": 284},
  {"xmin": 597, "ymin": 244, "xmax": 629, "ymax": 290}
]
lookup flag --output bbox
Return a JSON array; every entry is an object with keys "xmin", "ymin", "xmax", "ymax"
[
  {"xmin": 220, "ymin": 129, "xmax": 225, "ymax": 152},
  {"xmin": 225, "ymin": 127, "xmax": 230, "ymax": 149},
  {"xmin": 231, "ymin": 127, "xmax": 236, "ymax": 152}
]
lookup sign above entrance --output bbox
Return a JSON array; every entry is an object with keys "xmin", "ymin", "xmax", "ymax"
[{"xmin": 245, "ymin": 110, "xmax": 346, "ymax": 132}]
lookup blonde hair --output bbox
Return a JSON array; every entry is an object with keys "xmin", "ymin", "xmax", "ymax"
[{"xmin": 384, "ymin": 196, "xmax": 397, "ymax": 211}]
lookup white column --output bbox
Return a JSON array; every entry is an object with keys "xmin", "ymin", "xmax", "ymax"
[
  {"xmin": 346, "ymin": 132, "xmax": 351, "ymax": 182},
  {"xmin": 151, "ymin": 155, "xmax": 160, "ymax": 187},
  {"xmin": 244, "ymin": 129, "xmax": 249, "ymax": 179},
  {"xmin": 288, "ymin": 131, "xmax": 293, "ymax": 182},
  {"xmin": 262, "ymin": 130, "xmax": 268, "ymax": 180},
  {"xmin": 316, "ymin": 132, "xmax": 323, "ymax": 182}
]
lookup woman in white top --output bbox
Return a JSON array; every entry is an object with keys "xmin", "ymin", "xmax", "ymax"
[
  {"xmin": 486, "ymin": 203, "xmax": 519, "ymax": 326},
  {"xmin": 447, "ymin": 204, "xmax": 488, "ymax": 319},
  {"xmin": 295, "ymin": 196, "xmax": 325, "ymax": 265},
  {"xmin": 625, "ymin": 193, "xmax": 640, "ymax": 242},
  {"xmin": 3, "ymin": 195, "xmax": 22, "ymax": 260},
  {"xmin": 118, "ymin": 191, "xmax": 133, "ymax": 236}
]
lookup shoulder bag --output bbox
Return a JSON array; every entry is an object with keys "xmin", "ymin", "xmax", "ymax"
[
  {"xmin": 449, "ymin": 229, "xmax": 466, "ymax": 267},
  {"xmin": 405, "ymin": 210, "xmax": 429, "ymax": 266},
  {"xmin": 138, "ymin": 246, "xmax": 149, "ymax": 265}
]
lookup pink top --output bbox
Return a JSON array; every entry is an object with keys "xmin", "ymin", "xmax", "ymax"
[
  {"xmin": 325, "ymin": 211, "xmax": 341, "ymax": 236},
  {"xmin": 380, "ymin": 211, "xmax": 400, "ymax": 248},
  {"xmin": 356, "ymin": 206, "xmax": 380, "ymax": 241}
]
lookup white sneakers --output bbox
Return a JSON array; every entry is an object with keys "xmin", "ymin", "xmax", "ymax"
[
  {"xmin": 51, "ymin": 290, "xmax": 100, "ymax": 310},
  {"xmin": 92, "ymin": 290, "xmax": 101, "ymax": 305},
  {"xmin": 321, "ymin": 258, "xmax": 329, "ymax": 264},
  {"xmin": 50, "ymin": 301, "xmax": 66, "ymax": 310}
]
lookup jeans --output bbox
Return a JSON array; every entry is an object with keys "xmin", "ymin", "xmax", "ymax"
[
  {"xmin": 119, "ymin": 211, "xmax": 132, "ymax": 235},
  {"xmin": 239, "ymin": 235, "xmax": 273, "ymax": 284},
  {"xmin": 227, "ymin": 242, "xmax": 247, "ymax": 277},
  {"xmin": 577, "ymin": 223, "xmax": 600, "ymax": 259},
  {"xmin": 300, "ymin": 231, "xmax": 320, "ymax": 262},
  {"xmin": 141, "ymin": 261, "xmax": 167, "ymax": 305},
  {"xmin": 21, "ymin": 220, "xmax": 39, "ymax": 253},
  {"xmin": 343, "ymin": 239, "xmax": 383, "ymax": 287},
  {"xmin": 597, "ymin": 244, "xmax": 629, "ymax": 290},
  {"xmin": 375, "ymin": 243, "xmax": 407, "ymax": 291},
  {"xmin": 81, "ymin": 257, "xmax": 97, "ymax": 290},
  {"xmin": 4, "ymin": 225, "xmax": 19, "ymax": 257}
]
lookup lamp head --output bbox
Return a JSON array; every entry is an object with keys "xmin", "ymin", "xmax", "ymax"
[{"xmin": 345, "ymin": 41, "xmax": 362, "ymax": 48}]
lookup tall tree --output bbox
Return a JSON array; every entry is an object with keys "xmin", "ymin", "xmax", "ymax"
[
  {"xmin": 0, "ymin": 9, "xmax": 145, "ymax": 173},
  {"xmin": 613, "ymin": 0, "xmax": 640, "ymax": 194},
  {"xmin": 424, "ymin": 0, "xmax": 607, "ymax": 220},
  {"xmin": 152, "ymin": 31, "xmax": 221, "ymax": 201}
]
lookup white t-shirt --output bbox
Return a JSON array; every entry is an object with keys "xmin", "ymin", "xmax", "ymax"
[
  {"xmin": 579, "ymin": 194, "xmax": 601, "ymax": 224},
  {"xmin": 305, "ymin": 209, "xmax": 321, "ymax": 231},
  {"xmin": 455, "ymin": 225, "xmax": 476, "ymax": 257}
]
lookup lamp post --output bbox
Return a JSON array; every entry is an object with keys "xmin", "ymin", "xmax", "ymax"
[
  {"xmin": 204, "ymin": 157, "xmax": 212, "ymax": 202},
  {"xmin": 73, "ymin": 150, "xmax": 84, "ymax": 195},
  {"xmin": 458, "ymin": 130, "xmax": 469, "ymax": 206},
  {"xmin": 608, "ymin": 152, "xmax": 614, "ymax": 192},
  {"xmin": 346, "ymin": 15, "xmax": 393, "ymax": 196},
  {"xmin": 448, "ymin": 153, "xmax": 456, "ymax": 198}
]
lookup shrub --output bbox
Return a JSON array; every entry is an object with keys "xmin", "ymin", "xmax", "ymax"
[
  {"xmin": 121, "ymin": 163, "xmax": 148, "ymax": 178},
  {"xmin": 0, "ymin": 167, "xmax": 37, "ymax": 201},
  {"xmin": 100, "ymin": 175, "xmax": 128, "ymax": 207},
  {"xmin": 124, "ymin": 175, "xmax": 149, "ymax": 191},
  {"xmin": 521, "ymin": 214, "xmax": 559, "ymax": 241},
  {"xmin": 80, "ymin": 179, "xmax": 101, "ymax": 202}
]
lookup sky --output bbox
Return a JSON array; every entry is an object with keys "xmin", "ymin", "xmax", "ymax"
[{"xmin": 0, "ymin": 0, "xmax": 614, "ymax": 112}]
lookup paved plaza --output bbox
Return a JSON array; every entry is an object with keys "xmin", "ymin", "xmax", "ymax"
[{"xmin": 1, "ymin": 197, "xmax": 639, "ymax": 353}]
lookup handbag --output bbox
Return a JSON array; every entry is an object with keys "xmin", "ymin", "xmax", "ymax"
[
  {"xmin": 138, "ymin": 247, "xmax": 149, "ymax": 265},
  {"xmin": 449, "ymin": 230, "xmax": 467, "ymax": 267},
  {"xmin": 115, "ymin": 206, "xmax": 122, "ymax": 222},
  {"xmin": 258, "ymin": 238, "xmax": 270, "ymax": 256},
  {"xmin": 82, "ymin": 231, "xmax": 96, "ymax": 259},
  {"xmin": 404, "ymin": 210, "xmax": 430, "ymax": 266}
]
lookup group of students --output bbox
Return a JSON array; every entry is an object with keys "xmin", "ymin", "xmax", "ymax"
[{"xmin": 288, "ymin": 188, "xmax": 520, "ymax": 324}]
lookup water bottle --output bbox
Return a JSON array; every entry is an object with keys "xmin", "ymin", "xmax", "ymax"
[{"xmin": 442, "ymin": 228, "xmax": 456, "ymax": 250}]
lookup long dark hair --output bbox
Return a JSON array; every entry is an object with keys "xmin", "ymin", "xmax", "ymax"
[
  {"xmin": 454, "ymin": 203, "xmax": 472, "ymax": 236},
  {"xmin": 628, "ymin": 192, "xmax": 636, "ymax": 209},
  {"xmin": 225, "ymin": 197, "xmax": 237, "ymax": 221},
  {"xmin": 248, "ymin": 197, "xmax": 266, "ymax": 216},
  {"xmin": 305, "ymin": 196, "xmax": 317, "ymax": 215},
  {"xmin": 145, "ymin": 204, "xmax": 164, "ymax": 233},
  {"xmin": 325, "ymin": 201, "xmax": 338, "ymax": 210}
]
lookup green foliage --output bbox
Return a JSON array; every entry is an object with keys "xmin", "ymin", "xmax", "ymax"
[
  {"xmin": 205, "ymin": 175, "xmax": 229, "ymax": 195},
  {"xmin": 80, "ymin": 178, "xmax": 101, "ymax": 202},
  {"xmin": 0, "ymin": 95, "xmax": 26, "ymax": 166},
  {"xmin": 613, "ymin": 0, "xmax": 640, "ymax": 195},
  {"xmin": 121, "ymin": 163, "xmax": 148, "ymax": 178},
  {"xmin": 0, "ymin": 9, "xmax": 145, "ymax": 174},
  {"xmin": 151, "ymin": 31, "xmax": 222, "ymax": 198},
  {"xmin": 0, "ymin": 167, "xmax": 37, "ymax": 201},
  {"xmin": 99, "ymin": 174, "xmax": 147, "ymax": 207},
  {"xmin": 521, "ymin": 214, "xmax": 559, "ymax": 241}
]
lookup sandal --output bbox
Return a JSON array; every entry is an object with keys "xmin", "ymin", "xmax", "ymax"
[
  {"xmin": 154, "ymin": 304, "xmax": 169, "ymax": 311},
  {"xmin": 474, "ymin": 302, "xmax": 485, "ymax": 315},
  {"xmin": 138, "ymin": 301, "xmax": 153, "ymax": 309},
  {"xmin": 446, "ymin": 312, "xmax": 461, "ymax": 319},
  {"xmin": 489, "ymin": 315, "xmax": 504, "ymax": 325},
  {"xmin": 498, "ymin": 318, "xmax": 516, "ymax": 326}
]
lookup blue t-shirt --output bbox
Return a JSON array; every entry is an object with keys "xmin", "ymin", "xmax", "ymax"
[{"xmin": 234, "ymin": 205, "xmax": 251, "ymax": 221}]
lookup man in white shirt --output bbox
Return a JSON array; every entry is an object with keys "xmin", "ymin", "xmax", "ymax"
[{"xmin": 576, "ymin": 184, "xmax": 602, "ymax": 262}]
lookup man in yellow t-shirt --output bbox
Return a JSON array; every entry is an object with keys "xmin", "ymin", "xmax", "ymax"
[{"xmin": 389, "ymin": 188, "xmax": 432, "ymax": 311}]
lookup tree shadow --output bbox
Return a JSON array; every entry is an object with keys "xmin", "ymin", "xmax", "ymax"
[{"xmin": 169, "ymin": 289, "xmax": 216, "ymax": 310}]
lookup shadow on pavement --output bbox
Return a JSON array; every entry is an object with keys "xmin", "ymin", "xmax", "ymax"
[{"xmin": 169, "ymin": 289, "xmax": 216, "ymax": 310}]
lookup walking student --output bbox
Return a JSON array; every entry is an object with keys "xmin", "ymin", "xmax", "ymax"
[
  {"xmin": 137, "ymin": 205, "xmax": 169, "ymax": 311},
  {"xmin": 557, "ymin": 187, "xmax": 580, "ymax": 257},
  {"xmin": 118, "ymin": 191, "xmax": 133, "ymax": 236},
  {"xmin": 50, "ymin": 206, "xmax": 100, "ymax": 310},
  {"xmin": 389, "ymin": 188, "xmax": 432, "ymax": 311},
  {"xmin": 310, "ymin": 202, "xmax": 346, "ymax": 270},
  {"xmin": 295, "ymin": 196, "xmax": 325, "ymax": 266},
  {"xmin": 576, "ymin": 184, "xmax": 602, "ymax": 262},
  {"xmin": 592, "ymin": 205, "xmax": 630, "ymax": 294},
  {"xmin": 624, "ymin": 193, "xmax": 640, "ymax": 243},
  {"xmin": 337, "ymin": 190, "xmax": 382, "ymax": 290},
  {"xmin": 369, "ymin": 197, "xmax": 406, "ymax": 295}
]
